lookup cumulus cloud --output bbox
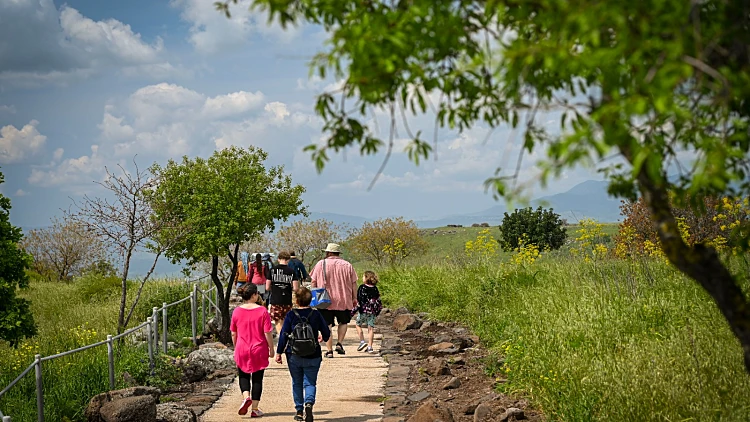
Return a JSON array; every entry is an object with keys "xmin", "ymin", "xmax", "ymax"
[
  {"xmin": 0, "ymin": 120, "xmax": 47, "ymax": 164},
  {"xmin": 0, "ymin": 0, "xmax": 176, "ymax": 86},
  {"xmin": 28, "ymin": 145, "xmax": 105, "ymax": 188},
  {"xmin": 171, "ymin": 0, "xmax": 301, "ymax": 54},
  {"xmin": 15, "ymin": 189, "xmax": 29, "ymax": 197}
]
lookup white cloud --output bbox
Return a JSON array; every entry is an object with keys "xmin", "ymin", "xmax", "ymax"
[
  {"xmin": 15, "ymin": 189, "xmax": 29, "ymax": 197},
  {"xmin": 171, "ymin": 0, "xmax": 302, "ymax": 54},
  {"xmin": 53, "ymin": 148, "xmax": 64, "ymax": 162},
  {"xmin": 0, "ymin": 0, "xmax": 178, "ymax": 86},
  {"xmin": 202, "ymin": 91, "xmax": 265, "ymax": 119},
  {"xmin": 0, "ymin": 120, "xmax": 47, "ymax": 164},
  {"xmin": 28, "ymin": 145, "xmax": 105, "ymax": 189}
]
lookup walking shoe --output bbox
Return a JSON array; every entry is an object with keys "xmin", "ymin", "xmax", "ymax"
[
  {"xmin": 324, "ymin": 350, "xmax": 334, "ymax": 358},
  {"xmin": 357, "ymin": 341, "xmax": 367, "ymax": 352},
  {"xmin": 367, "ymin": 346, "xmax": 376, "ymax": 354},
  {"xmin": 238, "ymin": 397, "xmax": 252, "ymax": 415},
  {"xmin": 304, "ymin": 403, "xmax": 314, "ymax": 422},
  {"xmin": 250, "ymin": 409, "xmax": 264, "ymax": 417},
  {"xmin": 294, "ymin": 410, "xmax": 304, "ymax": 421},
  {"xmin": 335, "ymin": 342, "xmax": 346, "ymax": 355}
]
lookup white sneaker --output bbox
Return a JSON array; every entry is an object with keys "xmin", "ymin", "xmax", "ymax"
[{"xmin": 357, "ymin": 341, "xmax": 367, "ymax": 352}]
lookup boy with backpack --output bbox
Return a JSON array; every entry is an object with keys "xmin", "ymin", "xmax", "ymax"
[{"xmin": 275, "ymin": 286, "xmax": 331, "ymax": 422}]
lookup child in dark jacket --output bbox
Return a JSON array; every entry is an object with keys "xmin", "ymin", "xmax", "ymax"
[
  {"xmin": 355, "ymin": 271, "xmax": 382, "ymax": 353},
  {"xmin": 276, "ymin": 287, "xmax": 331, "ymax": 422}
]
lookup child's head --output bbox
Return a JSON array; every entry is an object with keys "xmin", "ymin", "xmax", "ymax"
[
  {"xmin": 237, "ymin": 283, "xmax": 259, "ymax": 302},
  {"xmin": 295, "ymin": 286, "xmax": 312, "ymax": 307},
  {"xmin": 363, "ymin": 271, "xmax": 379, "ymax": 285}
]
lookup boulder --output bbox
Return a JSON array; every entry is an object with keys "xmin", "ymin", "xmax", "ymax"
[
  {"xmin": 198, "ymin": 342, "xmax": 227, "ymax": 350},
  {"xmin": 86, "ymin": 387, "xmax": 161, "ymax": 422},
  {"xmin": 181, "ymin": 362, "xmax": 207, "ymax": 383},
  {"xmin": 100, "ymin": 395, "xmax": 156, "ymax": 422},
  {"xmin": 393, "ymin": 314, "xmax": 422, "ymax": 331},
  {"xmin": 156, "ymin": 403, "xmax": 197, "ymax": 422},
  {"xmin": 499, "ymin": 407, "xmax": 524, "ymax": 421},
  {"xmin": 473, "ymin": 404, "xmax": 492, "ymax": 422},
  {"xmin": 185, "ymin": 347, "xmax": 235, "ymax": 374},
  {"xmin": 408, "ymin": 400, "xmax": 454, "ymax": 422},
  {"xmin": 393, "ymin": 307, "xmax": 410, "ymax": 316}
]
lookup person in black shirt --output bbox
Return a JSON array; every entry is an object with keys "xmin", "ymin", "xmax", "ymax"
[
  {"xmin": 354, "ymin": 271, "xmax": 383, "ymax": 353},
  {"xmin": 266, "ymin": 251, "xmax": 300, "ymax": 336}
]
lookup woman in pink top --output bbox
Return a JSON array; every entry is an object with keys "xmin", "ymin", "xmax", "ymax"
[{"xmin": 231, "ymin": 283, "xmax": 274, "ymax": 417}]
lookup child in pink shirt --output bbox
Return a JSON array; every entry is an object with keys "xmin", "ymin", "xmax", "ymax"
[{"xmin": 231, "ymin": 283, "xmax": 275, "ymax": 417}]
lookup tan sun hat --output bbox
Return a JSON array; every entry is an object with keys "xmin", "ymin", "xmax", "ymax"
[{"xmin": 324, "ymin": 243, "xmax": 341, "ymax": 253}]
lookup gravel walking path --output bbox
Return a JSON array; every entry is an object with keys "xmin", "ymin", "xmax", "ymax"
[{"xmin": 201, "ymin": 322, "xmax": 387, "ymax": 422}]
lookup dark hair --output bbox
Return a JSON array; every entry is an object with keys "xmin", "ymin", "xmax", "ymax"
[
  {"xmin": 278, "ymin": 251, "xmax": 291, "ymax": 260},
  {"xmin": 237, "ymin": 283, "xmax": 259, "ymax": 301},
  {"xmin": 363, "ymin": 270, "xmax": 379, "ymax": 285},
  {"xmin": 289, "ymin": 251, "xmax": 296, "ymax": 257},
  {"xmin": 295, "ymin": 286, "xmax": 312, "ymax": 307},
  {"xmin": 254, "ymin": 253, "xmax": 263, "ymax": 271}
]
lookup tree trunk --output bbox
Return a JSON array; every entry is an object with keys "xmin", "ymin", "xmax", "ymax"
[
  {"xmin": 211, "ymin": 255, "xmax": 232, "ymax": 344},
  {"xmin": 118, "ymin": 245, "xmax": 134, "ymax": 334},
  {"xmin": 638, "ymin": 175, "xmax": 750, "ymax": 373}
]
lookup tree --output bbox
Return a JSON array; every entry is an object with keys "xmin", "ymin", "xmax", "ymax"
[
  {"xmin": 275, "ymin": 219, "xmax": 351, "ymax": 266},
  {"xmin": 68, "ymin": 161, "xmax": 179, "ymax": 333},
  {"xmin": 148, "ymin": 146, "xmax": 306, "ymax": 343},
  {"xmin": 22, "ymin": 217, "xmax": 109, "ymax": 282},
  {"xmin": 218, "ymin": 0, "xmax": 750, "ymax": 370},
  {"xmin": 349, "ymin": 217, "xmax": 428, "ymax": 266},
  {"xmin": 498, "ymin": 207, "xmax": 567, "ymax": 252},
  {"xmin": 0, "ymin": 172, "xmax": 36, "ymax": 346}
]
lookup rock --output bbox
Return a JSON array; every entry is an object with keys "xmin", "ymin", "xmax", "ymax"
[
  {"xmin": 424, "ymin": 358, "xmax": 452, "ymax": 376},
  {"xmin": 461, "ymin": 403, "xmax": 478, "ymax": 415},
  {"xmin": 406, "ymin": 391, "xmax": 431, "ymax": 402},
  {"xmin": 393, "ymin": 307, "xmax": 410, "ymax": 316},
  {"xmin": 468, "ymin": 335, "xmax": 480, "ymax": 344},
  {"xmin": 449, "ymin": 358, "xmax": 465, "ymax": 366},
  {"xmin": 399, "ymin": 350, "xmax": 412, "ymax": 355},
  {"xmin": 434, "ymin": 334, "xmax": 452, "ymax": 343},
  {"xmin": 408, "ymin": 400, "xmax": 454, "ymax": 422},
  {"xmin": 499, "ymin": 408, "xmax": 524, "ymax": 421},
  {"xmin": 438, "ymin": 347, "xmax": 461, "ymax": 355},
  {"xmin": 204, "ymin": 318, "xmax": 220, "ymax": 336},
  {"xmin": 156, "ymin": 403, "xmax": 196, "ymax": 422},
  {"xmin": 428, "ymin": 342, "xmax": 455, "ymax": 352},
  {"xmin": 167, "ymin": 342, "xmax": 177, "ymax": 350},
  {"xmin": 419, "ymin": 321, "xmax": 433, "ymax": 331},
  {"xmin": 473, "ymin": 404, "xmax": 492, "ymax": 422},
  {"xmin": 442, "ymin": 377, "xmax": 461, "ymax": 390},
  {"xmin": 393, "ymin": 314, "xmax": 422, "ymax": 331},
  {"xmin": 185, "ymin": 348, "xmax": 235, "ymax": 374},
  {"xmin": 419, "ymin": 376, "xmax": 430, "ymax": 383},
  {"xmin": 181, "ymin": 362, "xmax": 207, "ymax": 383},
  {"xmin": 417, "ymin": 312, "xmax": 429, "ymax": 319},
  {"xmin": 382, "ymin": 307, "xmax": 392, "ymax": 315},
  {"xmin": 198, "ymin": 342, "xmax": 227, "ymax": 350},
  {"xmin": 100, "ymin": 395, "xmax": 156, "ymax": 422},
  {"xmin": 453, "ymin": 327, "xmax": 468, "ymax": 335},
  {"xmin": 374, "ymin": 333, "xmax": 384, "ymax": 340},
  {"xmin": 86, "ymin": 387, "xmax": 161, "ymax": 422}
]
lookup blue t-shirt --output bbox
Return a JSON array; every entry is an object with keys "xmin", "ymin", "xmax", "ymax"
[
  {"xmin": 288, "ymin": 258, "xmax": 309, "ymax": 280},
  {"xmin": 276, "ymin": 308, "xmax": 331, "ymax": 358}
]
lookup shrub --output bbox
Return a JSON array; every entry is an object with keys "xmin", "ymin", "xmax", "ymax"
[
  {"xmin": 498, "ymin": 207, "xmax": 567, "ymax": 251},
  {"xmin": 349, "ymin": 217, "xmax": 429, "ymax": 266}
]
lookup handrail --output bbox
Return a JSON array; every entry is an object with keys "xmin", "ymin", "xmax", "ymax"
[{"xmin": 0, "ymin": 275, "xmax": 215, "ymax": 421}]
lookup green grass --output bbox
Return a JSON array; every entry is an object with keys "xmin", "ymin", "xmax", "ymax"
[
  {"xmin": 0, "ymin": 275, "xmax": 204, "ymax": 422},
  {"xmin": 379, "ymin": 254, "xmax": 750, "ymax": 421}
]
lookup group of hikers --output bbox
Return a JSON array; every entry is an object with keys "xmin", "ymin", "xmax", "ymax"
[{"xmin": 229, "ymin": 243, "xmax": 383, "ymax": 420}]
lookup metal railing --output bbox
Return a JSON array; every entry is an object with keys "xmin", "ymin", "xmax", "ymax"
[{"xmin": 0, "ymin": 277, "xmax": 222, "ymax": 422}]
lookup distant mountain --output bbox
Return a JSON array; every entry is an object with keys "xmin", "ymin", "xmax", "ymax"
[{"xmin": 284, "ymin": 211, "xmax": 370, "ymax": 228}]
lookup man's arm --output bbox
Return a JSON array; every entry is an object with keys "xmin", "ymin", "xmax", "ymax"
[{"xmin": 231, "ymin": 331, "xmax": 237, "ymax": 347}]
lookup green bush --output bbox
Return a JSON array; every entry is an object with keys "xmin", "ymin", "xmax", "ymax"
[
  {"xmin": 134, "ymin": 282, "xmax": 193, "ymax": 336},
  {"xmin": 74, "ymin": 273, "xmax": 122, "ymax": 303},
  {"xmin": 379, "ymin": 256, "xmax": 750, "ymax": 421},
  {"xmin": 498, "ymin": 206, "xmax": 567, "ymax": 251}
]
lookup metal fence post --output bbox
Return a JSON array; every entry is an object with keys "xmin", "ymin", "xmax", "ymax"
[
  {"xmin": 3, "ymin": 415, "xmax": 12, "ymax": 422},
  {"xmin": 106, "ymin": 335, "xmax": 115, "ymax": 390},
  {"xmin": 146, "ymin": 317, "xmax": 154, "ymax": 371},
  {"xmin": 201, "ymin": 286, "xmax": 206, "ymax": 335},
  {"xmin": 152, "ymin": 307, "xmax": 159, "ymax": 353},
  {"xmin": 34, "ymin": 354, "xmax": 43, "ymax": 422},
  {"xmin": 190, "ymin": 285, "xmax": 198, "ymax": 346},
  {"xmin": 162, "ymin": 303, "xmax": 168, "ymax": 354}
]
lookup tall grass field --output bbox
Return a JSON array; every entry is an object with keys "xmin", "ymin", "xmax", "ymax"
[
  {"xmin": 378, "ymin": 252, "xmax": 750, "ymax": 421},
  {"xmin": 0, "ymin": 275, "xmax": 200, "ymax": 422}
]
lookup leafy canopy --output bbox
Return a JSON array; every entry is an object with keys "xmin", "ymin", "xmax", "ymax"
[
  {"xmin": 149, "ymin": 146, "xmax": 306, "ymax": 269},
  {"xmin": 499, "ymin": 207, "xmax": 567, "ymax": 251},
  {"xmin": 0, "ymin": 171, "xmax": 36, "ymax": 346}
]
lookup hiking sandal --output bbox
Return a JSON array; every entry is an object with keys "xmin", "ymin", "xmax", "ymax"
[
  {"xmin": 335, "ymin": 342, "xmax": 346, "ymax": 355},
  {"xmin": 324, "ymin": 350, "xmax": 334, "ymax": 358}
]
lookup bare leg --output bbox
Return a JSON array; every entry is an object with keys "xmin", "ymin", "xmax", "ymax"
[
  {"xmin": 252, "ymin": 400, "xmax": 260, "ymax": 411},
  {"xmin": 367, "ymin": 326, "xmax": 375, "ymax": 348},
  {"xmin": 337, "ymin": 323, "xmax": 348, "ymax": 344},
  {"xmin": 356, "ymin": 324, "xmax": 365, "ymax": 342},
  {"xmin": 326, "ymin": 327, "xmax": 334, "ymax": 352}
]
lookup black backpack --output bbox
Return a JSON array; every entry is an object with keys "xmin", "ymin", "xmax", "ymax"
[{"xmin": 288, "ymin": 310, "xmax": 318, "ymax": 357}]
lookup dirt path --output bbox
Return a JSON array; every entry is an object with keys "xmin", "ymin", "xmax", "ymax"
[{"xmin": 201, "ymin": 322, "xmax": 387, "ymax": 422}]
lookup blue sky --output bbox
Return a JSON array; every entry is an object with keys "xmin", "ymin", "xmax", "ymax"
[{"xmin": 0, "ymin": 0, "xmax": 603, "ymax": 233}]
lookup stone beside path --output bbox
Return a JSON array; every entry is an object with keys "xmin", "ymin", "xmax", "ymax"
[{"xmin": 200, "ymin": 321, "xmax": 388, "ymax": 422}]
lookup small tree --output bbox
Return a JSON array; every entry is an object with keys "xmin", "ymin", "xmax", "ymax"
[
  {"xmin": 0, "ymin": 171, "xmax": 36, "ymax": 345},
  {"xmin": 349, "ymin": 217, "xmax": 428, "ymax": 266},
  {"xmin": 22, "ymin": 217, "xmax": 109, "ymax": 282},
  {"xmin": 68, "ymin": 160, "xmax": 179, "ymax": 333},
  {"xmin": 149, "ymin": 146, "xmax": 306, "ymax": 343},
  {"xmin": 275, "ymin": 219, "xmax": 351, "ymax": 266},
  {"xmin": 499, "ymin": 207, "xmax": 567, "ymax": 252}
]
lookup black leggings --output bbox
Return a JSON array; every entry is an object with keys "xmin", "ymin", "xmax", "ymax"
[{"xmin": 238, "ymin": 368, "xmax": 265, "ymax": 401}]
